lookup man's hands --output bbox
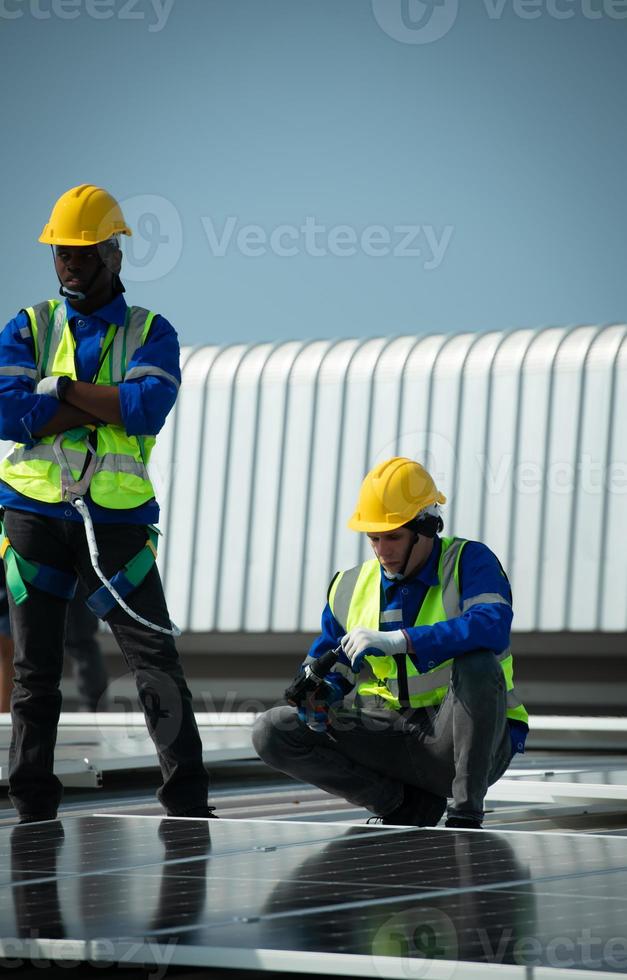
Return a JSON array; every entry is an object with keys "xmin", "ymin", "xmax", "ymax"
[
  {"xmin": 341, "ymin": 628, "xmax": 407, "ymax": 673},
  {"xmin": 36, "ymin": 376, "xmax": 71, "ymax": 400},
  {"xmin": 297, "ymin": 679, "xmax": 342, "ymax": 733},
  {"xmin": 33, "ymin": 404, "xmax": 100, "ymax": 438},
  {"xmin": 63, "ymin": 380, "xmax": 123, "ymax": 426},
  {"xmin": 35, "ymin": 377, "xmax": 123, "ymax": 428},
  {"xmin": 297, "ymin": 697, "xmax": 332, "ymax": 733}
]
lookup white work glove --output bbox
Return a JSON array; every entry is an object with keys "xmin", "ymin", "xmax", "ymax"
[
  {"xmin": 36, "ymin": 375, "xmax": 71, "ymax": 400},
  {"xmin": 341, "ymin": 628, "xmax": 407, "ymax": 673}
]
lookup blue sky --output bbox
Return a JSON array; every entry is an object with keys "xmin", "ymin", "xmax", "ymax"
[{"xmin": 2, "ymin": 0, "xmax": 626, "ymax": 345}]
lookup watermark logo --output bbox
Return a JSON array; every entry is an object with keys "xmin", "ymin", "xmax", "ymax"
[
  {"xmin": 117, "ymin": 194, "xmax": 183, "ymax": 282},
  {"xmin": 95, "ymin": 670, "xmax": 184, "ymax": 756},
  {"xmin": 372, "ymin": 907, "xmax": 458, "ymax": 978},
  {"xmin": 371, "ymin": 0, "xmax": 459, "ymax": 44},
  {"xmin": 372, "ymin": 0, "xmax": 627, "ymax": 43},
  {"xmin": 375, "ymin": 431, "xmax": 454, "ymax": 495},
  {"xmin": 100, "ymin": 200, "xmax": 454, "ymax": 281}
]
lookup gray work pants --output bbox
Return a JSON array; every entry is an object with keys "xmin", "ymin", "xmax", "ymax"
[{"xmin": 252, "ymin": 649, "xmax": 512, "ymax": 823}]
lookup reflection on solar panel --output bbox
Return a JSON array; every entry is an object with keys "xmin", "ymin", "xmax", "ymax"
[{"xmin": 0, "ymin": 815, "xmax": 626, "ymax": 977}]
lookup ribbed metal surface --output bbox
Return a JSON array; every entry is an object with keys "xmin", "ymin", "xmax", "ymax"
[{"xmin": 124, "ymin": 325, "xmax": 625, "ymax": 633}]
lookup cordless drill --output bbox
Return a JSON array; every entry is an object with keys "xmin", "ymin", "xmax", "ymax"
[{"xmin": 284, "ymin": 646, "xmax": 342, "ymax": 707}]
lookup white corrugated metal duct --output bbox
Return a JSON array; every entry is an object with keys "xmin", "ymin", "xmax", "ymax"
[{"xmin": 150, "ymin": 325, "xmax": 627, "ymax": 633}]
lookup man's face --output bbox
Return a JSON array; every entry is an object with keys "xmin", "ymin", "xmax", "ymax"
[
  {"xmin": 53, "ymin": 243, "xmax": 121, "ymax": 297},
  {"xmin": 367, "ymin": 528, "xmax": 415, "ymax": 574}
]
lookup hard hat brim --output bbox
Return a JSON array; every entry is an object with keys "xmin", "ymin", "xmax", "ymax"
[
  {"xmin": 39, "ymin": 227, "xmax": 132, "ymax": 246},
  {"xmin": 347, "ymin": 515, "xmax": 411, "ymax": 533}
]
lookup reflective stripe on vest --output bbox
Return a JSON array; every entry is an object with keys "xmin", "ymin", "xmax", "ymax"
[
  {"xmin": 0, "ymin": 301, "xmax": 158, "ymax": 509},
  {"xmin": 385, "ymin": 649, "xmax": 510, "ymax": 699},
  {"xmin": 6, "ymin": 443, "xmax": 149, "ymax": 479},
  {"xmin": 0, "ymin": 366, "xmax": 38, "ymax": 379},
  {"xmin": 328, "ymin": 536, "xmax": 528, "ymax": 725}
]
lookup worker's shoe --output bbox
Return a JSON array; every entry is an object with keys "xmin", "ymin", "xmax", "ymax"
[
  {"xmin": 380, "ymin": 785, "xmax": 447, "ymax": 827},
  {"xmin": 171, "ymin": 805, "xmax": 219, "ymax": 819},
  {"xmin": 445, "ymin": 816, "xmax": 483, "ymax": 830}
]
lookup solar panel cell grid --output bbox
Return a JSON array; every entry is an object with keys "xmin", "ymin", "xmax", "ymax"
[{"xmin": 0, "ymin": 815, "xmax": 626, "ymax": 977}]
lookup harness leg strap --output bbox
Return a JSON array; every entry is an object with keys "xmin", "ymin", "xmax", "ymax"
[
  {"xmin": 86, "ymin": 528, "xmax": 159, "ymax": 620},
  {"xmin": 0, "ymin": 525, "xmax": 78, "ymax": 605}
]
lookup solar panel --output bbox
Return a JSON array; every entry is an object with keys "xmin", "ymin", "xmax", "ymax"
[{"xmin": 0, "ymin": 815, "xmax": 626, "ymax": 977}]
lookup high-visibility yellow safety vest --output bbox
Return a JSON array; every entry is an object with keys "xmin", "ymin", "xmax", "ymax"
[
  {"xmin": 328, "ymin": 536, "xmax": 528, "ymax": 724},
  {"xmin": 0, "ymin": 299, "xmax": 159, "ymax": 509}
]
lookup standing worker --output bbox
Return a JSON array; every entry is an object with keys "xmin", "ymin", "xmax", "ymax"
[
  {"xmin": 253, "ymin": 457, "xmax": 529, "ymax": 829},
  {"xmin": 0, "ymin": 184, "xmax": 216, "ymax": 823}
]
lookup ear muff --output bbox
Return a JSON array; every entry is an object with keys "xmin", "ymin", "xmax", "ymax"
[{"xmin": 404, "ymin": 513, "xmax": 443, "ymax": 539}]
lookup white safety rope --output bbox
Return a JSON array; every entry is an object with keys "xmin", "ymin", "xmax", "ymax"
[
  {"xmin": 51, "ymin": 432, "xmax": 180, "ymax": 637},
  {"xmin": 72, "ymin": 497, "xmax": 181, "ymax": 637}
]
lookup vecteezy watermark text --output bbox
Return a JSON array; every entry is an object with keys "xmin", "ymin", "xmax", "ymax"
[
  {"xmin": 478, "ymin": 926, "xmax": 627, "ymax": 969},
  {"xmin": 101, "ymin": 194, "xmax": 455, "ymax": 279},
  {"xmin": 0, "ymin": 0, "xmax": 175, "ymax": 31},
  {"xmin": 0, "ymin": 933, "xmax": 178, "ymax": 979},
  {"xmin": 483, "ymin": 0, "xmax": 627, "ymax": 18},
  {"xmin": 478, "ymin": 453, "xmax": 627, "ymax": 496},
  {"xmin": 200, "ymin": 216, "xmax": 454, "ymax": 268}
]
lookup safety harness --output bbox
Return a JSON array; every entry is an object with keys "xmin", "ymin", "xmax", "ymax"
[
  {"xmin": 0, "ymin": 529, "xmax": 77, "ymax": 605},
  {"xmin": 86, "ymin": 526, "xmax": 159, "ymax": 618},
  {"xmin": 0, "ymin": 517, "xmax": 159, "ymax": 614},
  {"xmin": 0, "ymin": 326, "xmax": 178, "ymax": 634}
]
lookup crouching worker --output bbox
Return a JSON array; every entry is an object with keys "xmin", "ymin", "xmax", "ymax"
[{"xmin": 253, "ymin": 457, "xmax": 529, "ymax": 829}]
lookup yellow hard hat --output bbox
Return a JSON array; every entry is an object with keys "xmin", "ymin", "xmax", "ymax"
[
  {"xmin": 39, "ymin": 184, "xmax": 132, "ymax": 246},
  {"xmin": 348, "ymin": 457, "xmax": 446, "ymax": 533}
]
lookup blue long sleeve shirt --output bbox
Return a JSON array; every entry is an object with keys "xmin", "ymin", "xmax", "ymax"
[
  {"xmin": 308, "ymin": 536, "xmax": 528, "ymax": 754},
  {"xmin": 0, "ymin": 294, "xmax": 180, "ymax": 524}
]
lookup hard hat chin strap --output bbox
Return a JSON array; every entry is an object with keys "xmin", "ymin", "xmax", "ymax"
[
  {"xmin": 381, "ymin": 529, "xmax": 421, "ymax": 581},
  {"xmin": 390, "ymin": 509, "xmax": 444, "ymax": 580},
  {"xmin": 398, "ymin": 531, "xmax": 420, "ymax": 579}
]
